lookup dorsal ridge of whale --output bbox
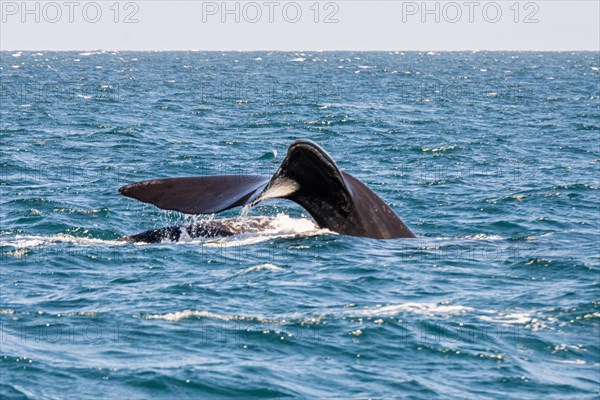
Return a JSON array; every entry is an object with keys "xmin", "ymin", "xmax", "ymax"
[{"xmin": 118, "ymin": 139, "xmax": 415, "ymax": 239}]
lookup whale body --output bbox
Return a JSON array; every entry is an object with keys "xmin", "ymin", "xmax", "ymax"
[
  {"xmin": 119, "ymin": 140, "xmax": 415, "ymax": 242},
  {"xmin": 121, "ymin": 216, "xmax": 288, "ymax": 243}
]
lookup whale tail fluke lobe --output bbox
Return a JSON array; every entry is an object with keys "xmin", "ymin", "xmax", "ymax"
[
  {"xmin": 119, "ymin": 175, "xmax": 270, "ymax": 215},
  {"xmin": 119, "ymin": 140, "xmax": 415, "ymax": 239}
]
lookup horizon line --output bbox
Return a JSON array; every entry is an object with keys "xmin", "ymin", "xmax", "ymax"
[{"xmin": 2, "ymin": 49, "xmax": 599, "ymax": 52}]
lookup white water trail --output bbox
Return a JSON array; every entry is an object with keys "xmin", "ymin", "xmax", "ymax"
[{"xmin": 0, "ymin": 234, "xmax": 126, "ymax": 249}]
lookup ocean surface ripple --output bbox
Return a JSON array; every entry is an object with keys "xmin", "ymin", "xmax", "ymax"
[{"xmin": 1, "ymin": 51, "xmax": 599, "ymax": 399}]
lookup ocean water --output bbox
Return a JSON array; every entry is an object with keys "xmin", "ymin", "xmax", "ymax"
[{"xmin": 1, "ymin": 51, "xmax": 599, "ymax": 399}]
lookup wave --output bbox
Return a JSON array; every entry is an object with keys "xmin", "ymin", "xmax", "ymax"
[
  {"xmin": 0, "ymin": 234, "xmax": 125, "ymax": 250},
  {"xmin": 349, "ymin": 303, "xmax": 475, "ymax": 317},
  {"xmin": 235, "ymin": 263, "xmax": 283, "ymax": 276},
  {"xmin": 457, "ymin": 233, "xmax": 505, "ymax": 240},
  {"xmin": 141, "ymin": 302, "xmax": 552, "ymax": 329}
]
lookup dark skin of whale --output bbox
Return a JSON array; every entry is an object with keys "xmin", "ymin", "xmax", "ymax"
[
  {"xmin": 120, "ymin": 217, "xmax": 279, "ymax": 243},
  {"xmin": 119, "ymin": 140, "xmax": 415, "ymax": 242}
]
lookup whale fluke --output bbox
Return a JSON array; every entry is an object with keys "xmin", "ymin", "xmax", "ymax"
[
  {"xmin": 119, "ymin": 140, "xmax": 415, "ymax": 239},
  {"xmin": 119, "ymin": 175, "xmax": 269, "ymax": 215}
]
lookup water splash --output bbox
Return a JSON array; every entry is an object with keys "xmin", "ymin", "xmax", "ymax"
[{"xmin": 240, "ymin": 204, "xmax": 253, "ymax": 217}]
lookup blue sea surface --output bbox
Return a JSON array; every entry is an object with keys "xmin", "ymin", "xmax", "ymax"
[{"xmin": 0, "ymin": 51, "xmax": 599, "ymax": 399}]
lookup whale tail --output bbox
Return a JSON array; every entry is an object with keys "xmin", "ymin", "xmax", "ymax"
[
  {"xmin": 119, "ymin": 140, "xmax": 415, "ymax": 239},
  {"xmin": 119, "ymin": 175, "xmax": 269, "ymax": 215}
]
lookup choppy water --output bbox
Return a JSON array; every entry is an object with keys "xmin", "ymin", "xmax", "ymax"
[{"xmin": 1, "ymin": 51, "xmax": 599, "ymax": 399}]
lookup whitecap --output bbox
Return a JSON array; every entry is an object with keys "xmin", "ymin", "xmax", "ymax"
[
  {"xmin": 236, "ymin": 263, "xmax": 282, "ymax": 276},
  {"xmin": 479, "ymin": 312, "xmax": 532, "ymax": 324},
  {"xmin": 556, "ymin": 359, "xmax": 586, "ymax": 365},
  {"xmin": 67, "ymin": 311, "xmax": 98, "ymax": 317},
  {"xmin": 583, "ymin": 312, "xmax": 600, "ymax": 319},
  {"xmin": 0, "ymin": 234, "xmax": 125, "ymax": 249},
  {"xmin": 5, "ymin": 248, "xmax": 31, "ymax": 258},
  {"xmin": 421, "ymin": 145, "xmax": 456, "ymax": 153},
  {"xmin": 144, "ymin": 310, "xmax": 234, "ymax": 322},
  {"xmin": 351, "ymin": 302, "xmax": 474, "ymax": 318},
  {"xmin": 460, "ymin": 233, "xmax": 504, "ymax": 240},
  {"xmin": 141, "ymin": 309, "xmax": 319, "ymax": 325}
]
